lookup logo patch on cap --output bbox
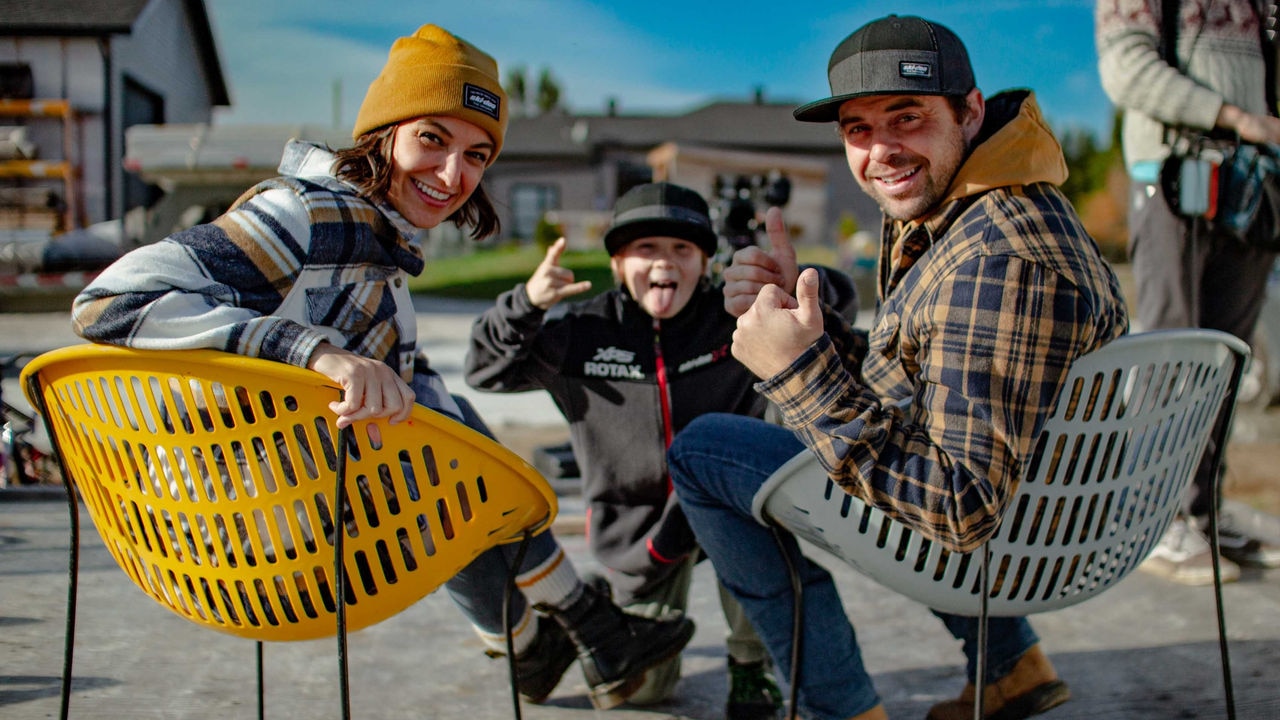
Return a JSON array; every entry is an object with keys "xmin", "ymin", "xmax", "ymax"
[
  {"xmin": 899, "ymin": 62, "xmax": 933, "ymax": 79},
  {"xmin": 463, "ymin": 83, "xmax": 501, "ymax": 120}
]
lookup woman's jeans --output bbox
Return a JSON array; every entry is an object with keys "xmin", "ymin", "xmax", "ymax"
[
  {"xmin": 668, "ymin": 413, "xmax": 1039, "ymax": 720},
  {"xmin": 414, "ymin": 378, "xmax": 562, "ymax": 637}
]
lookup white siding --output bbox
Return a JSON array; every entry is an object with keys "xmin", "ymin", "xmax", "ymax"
[{"xmin": 1, "ymin": 0, "xmax": 223, "ymax": 226}]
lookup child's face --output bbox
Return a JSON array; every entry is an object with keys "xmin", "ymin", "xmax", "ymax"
[
  {"xmin": 610, "ymin": 236, "xmax": 708, "ymax": 319},
  {"xmin": 386, "ymin": 116, "xmax": 494, "ymax": 229}
]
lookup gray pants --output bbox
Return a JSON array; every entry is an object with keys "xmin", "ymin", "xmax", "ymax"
[
  {"xmin": 620, "ymin": 554, "xmax": 769, "ymax": 705},
  {"xmin": 1129, "ymin": 179, "xmax": 1276, "ymax": 520}
]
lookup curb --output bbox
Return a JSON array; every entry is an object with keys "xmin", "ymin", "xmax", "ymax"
[{"xmin": 0, "ymin": 484, "xmax": 67, "ymax": 502}]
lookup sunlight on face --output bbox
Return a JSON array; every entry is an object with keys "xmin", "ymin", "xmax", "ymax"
[
  {"xmin": 837, "ymin": 91, "xmax": 983, "ymax": 221},
  {"xmin": 610, "ymin": 236, "xmax": 708, "ymax": 319},
  {"xmin": 386, "ymin": 116, "xmax": 494, "ymax": 229}
]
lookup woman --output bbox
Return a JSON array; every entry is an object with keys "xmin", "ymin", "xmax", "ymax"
[{"xmin": 70, "ymin": 23, "xmax": 693, "ymax": 710}]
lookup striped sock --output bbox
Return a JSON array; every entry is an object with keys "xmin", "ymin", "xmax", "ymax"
[
  {"xmin": 518, "ymin": 545, "xmax": 583, "ymax": 610},
  {"xmin": 474, "ymin": 606, "xmax": 536, "ymax": 656}
]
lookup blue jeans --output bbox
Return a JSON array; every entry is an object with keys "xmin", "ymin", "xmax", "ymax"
[
  {"xmin": 414, "ymin": 378, "xmax": 561, "ymax": 636},
  {"xmin": 668, "ymin": 413, "xmax": 1039, "ymax": 720}
]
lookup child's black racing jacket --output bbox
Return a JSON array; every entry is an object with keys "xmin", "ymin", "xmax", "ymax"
[
  {"xmin": 466, "ymin": 274, "xmax": 861, "ymax": 602},
  {"xmin": 466, "ymin": 279, "xmax": 763, "ymax": 601}
]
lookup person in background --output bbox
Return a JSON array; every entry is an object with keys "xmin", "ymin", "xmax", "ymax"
[
  {"xmin": 668, "ymin": 14, "xmax": 1129, "ymax": 720},
  {"xmin": 1096, "ymin": 0, "xmax": 1280, "ymax": 585},
  {"xmin": 68, "ymin": 22, "xmax": 693, "ymax": 711},
  {"xmin": 466, "ymin": 181, "xmax": 860, "ymax": 718}
]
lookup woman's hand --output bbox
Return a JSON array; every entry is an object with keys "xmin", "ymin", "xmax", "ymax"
[{"xmin": 307, "ymin": 343, "xmax": 416, "ymax": 428}]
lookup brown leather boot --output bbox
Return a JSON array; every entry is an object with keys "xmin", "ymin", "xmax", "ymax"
[{"xmin": 925, "ymin": 645, "xmax": 1070, "ymax": 720}]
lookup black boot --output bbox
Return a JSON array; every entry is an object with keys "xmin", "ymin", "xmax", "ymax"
[
  {"xmin": 536, "ymin": 577, "xmax": 696, "ymax": 709},
  {"xmin": 485, "ymin": 614, "xmax": 578, "ymax": 704}
]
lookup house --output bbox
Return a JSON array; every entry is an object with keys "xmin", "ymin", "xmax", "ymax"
[
  {"xmin": 485, "ymin": 96, "xmax": 880, "ymax": 253},
  {"xmin": 0, "ymin": 0, "xmax": 228, "ymax": 276},
  {"xmin": 118, "ymin": 95, "xmax": 881, "ymax": 259}
]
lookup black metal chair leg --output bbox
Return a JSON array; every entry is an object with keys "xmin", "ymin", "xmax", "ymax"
[
  {"xmin": 768, "ymin": 521, "xmax": 803, "ymax": 720},
  {"xmin": 256, "ymin": 641, "xmax": 265, "ymax": 720},
  {"xmin": 1204, "ymin": 358, "xmax": 1242, "ymax": 720},
  {"xmin": 59, "ymin": 478, "xmax": 80, "ymax": 720},
  {"xmin": 503, "ymin": 529, "xmax": 535, "ymax": 720},
  {"xmin": 335, "ymin": 426, "xmax": 353, "ymax": 720},
  {"xmin": 974, "ymin": 545, "xmax": 991, "ymax": 720},
  {"xmin": 1206, "ymin": 507, "xmax": 1237, "ymax": 720}
]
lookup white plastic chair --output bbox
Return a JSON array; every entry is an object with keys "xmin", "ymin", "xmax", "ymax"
[{"xmin": 751, "ymin": 329, "xmax": 1249, "ymax": 719}]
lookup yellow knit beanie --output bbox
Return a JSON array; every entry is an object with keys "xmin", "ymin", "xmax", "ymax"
[{"xmin": 353, "ymin": 24, "xmax": 508, "ymax": 163}]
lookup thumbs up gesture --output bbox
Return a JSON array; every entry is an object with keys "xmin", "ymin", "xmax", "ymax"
[
  {"xmin": 526, "ymin": 237, "xmax": 593, "ymax": 310},
  {"xmin": 732, "ymin": 266, "xmax": 825, "ymax": 380},
  {"xmin": 722, "ymin": 206, "xmax": 799, "ymax": 317}
]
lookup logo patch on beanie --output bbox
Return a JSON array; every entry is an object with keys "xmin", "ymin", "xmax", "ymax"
[
  {"xmin": 464, "ymin": 83, "xmax": 501, "ymax": 120},
  {"xmin": 899, "ymin": 62, "xmax": 933, "ymax": 79}
]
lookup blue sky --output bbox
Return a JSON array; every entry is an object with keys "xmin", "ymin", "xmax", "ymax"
[{"xmin": 205, "ymin": 0, "xmax": 1113, "ymax": 139}]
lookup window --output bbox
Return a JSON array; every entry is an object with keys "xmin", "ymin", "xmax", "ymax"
[{"xmin": 510, "ymin": 184, "xmax": 559, "ymax": 239}]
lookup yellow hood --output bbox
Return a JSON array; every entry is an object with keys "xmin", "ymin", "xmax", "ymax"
[{"xmin": 944, "ymin": 90, "xmax": 1067, "ymax": 205}]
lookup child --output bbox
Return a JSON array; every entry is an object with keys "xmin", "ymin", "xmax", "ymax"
[{"xmin": 466, "ymin": 182, "xmax": 857, "ymax": 718}]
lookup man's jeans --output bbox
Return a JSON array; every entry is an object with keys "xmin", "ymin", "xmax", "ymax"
[{"xmin": 668, "ymin": 413, "xmax": 1039, "ymax": 720}]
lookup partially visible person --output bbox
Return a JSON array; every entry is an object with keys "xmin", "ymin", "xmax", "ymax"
[
  {"xmin": 466, "ymin": 181, "xmax": 859, "ymax": 718},
  {"xmin": 1096, "ymin": 0, "xmax": 1280, "ymax": 584},
  {"xmin": 68, "ymin": 22, "xmax": 693, "ymax": 710},
  {"xmin": 668, "ymin": 15, "xmax": 1128, "ymax": 720}
]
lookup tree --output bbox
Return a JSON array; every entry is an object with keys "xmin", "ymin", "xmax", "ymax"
[
  {"xmin": 1058, "ymin": 110, "xmax": 1124, "ymax": 209},
  {"xmin": 536, "ymin": 68, "xmax": 562, "ymax": 114},
  {"xmin": 504, "ymin": 65, "xmax": 528, "ymax": 117}
]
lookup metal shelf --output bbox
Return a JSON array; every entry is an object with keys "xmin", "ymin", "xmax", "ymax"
[{"xmin": 0, "ymin": 98, "xmax": 80, "ymax": 231}]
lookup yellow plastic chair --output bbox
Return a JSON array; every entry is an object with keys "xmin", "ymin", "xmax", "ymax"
[
  {"xmin": 751, "ymin": 329, "xmax": 1250, "ymax": 719},
  {"xmin": 22, "ymin": 344, "xmax": 558, "ymax": 719}
]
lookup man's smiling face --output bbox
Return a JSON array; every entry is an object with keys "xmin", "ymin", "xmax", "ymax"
[{"xmin": 837, "ymin": 90, "xmax": 983, "ymax": 221}]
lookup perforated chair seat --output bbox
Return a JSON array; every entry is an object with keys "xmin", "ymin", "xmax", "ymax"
[
  {"xmin": 24, "ymin": 344, "xmax": 556, "ymax": 643},
  {"xmin": 751, "ymin": 329, "xmax": 1248, "ymax": 716}
]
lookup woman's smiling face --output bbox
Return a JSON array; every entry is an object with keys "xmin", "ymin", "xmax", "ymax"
[
  {"xmin": 385, "ymin": 116, "xmax": 494, "ymax": 229},
  {"xmin": 610, "ymin": 236, "xmax": 708, "ymax": 319}
]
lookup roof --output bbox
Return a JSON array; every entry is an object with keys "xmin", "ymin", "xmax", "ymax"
[
  {"xmin": 501, "ymin": 100, "xmax": 841, "ymax": 159},
  {"xmin": 0, "ymin": 0, "xmax": 229, "ymax": 106},
  {"xmin": 0, "ymin": 0, "xmax": 153, "ymax": 34}
]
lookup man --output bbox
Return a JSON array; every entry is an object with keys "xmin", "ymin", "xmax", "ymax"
[
  {"xmin": 668, "ymin": 15, "xmax": 1128, "ymax": 720},
  {"xmin": 1096, "ymin": 0, "xmax": 1280, "ymax": 585}
]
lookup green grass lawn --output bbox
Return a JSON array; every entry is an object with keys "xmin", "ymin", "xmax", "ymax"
[
  {"xmin": 408, "ymin": 245, "xmax": 616, "ymax": 300},
  {"xmin": 408, "ymin": 243, "xmax": 844, "ymax": 301}
]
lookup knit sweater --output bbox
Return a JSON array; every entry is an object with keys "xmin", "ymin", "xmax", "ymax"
[{"xmin": 1096, "ymin": 0, "xmax": 1273, "ymax": 167}]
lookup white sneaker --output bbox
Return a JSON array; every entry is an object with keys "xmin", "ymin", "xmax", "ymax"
[{"xmin": 1139, "ymin": 518, "xmax": 1241, "ymax": 586}]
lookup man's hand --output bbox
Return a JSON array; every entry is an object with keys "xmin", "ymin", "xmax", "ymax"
[
  {"xmin": 525, "ymin": 237, "xmax": 593, "ymax": 309},
  {"xmin": 308, "ymin": 343, "xmax": 416, "ymax": 428},
  {"xmin": 732, "ymin": 266, "xmax": 825, "ymax": 379},
  {"xmin": 722, "ymin": 206, "xmax": 799, "ymax": 317}
]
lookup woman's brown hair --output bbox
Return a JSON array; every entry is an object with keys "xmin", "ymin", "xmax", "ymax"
[{"xmin": 332, "ymin": 125, "xmax": 501, "ymax": 239}]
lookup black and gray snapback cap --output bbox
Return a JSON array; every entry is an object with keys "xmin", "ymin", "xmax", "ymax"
[
  {"xmin": 794, "ymin": 15, "xmax": 975, "ymax": 123},
  {"xmin": 602, "ymin": 182, "xmax": 717, "ymax": 256}
]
